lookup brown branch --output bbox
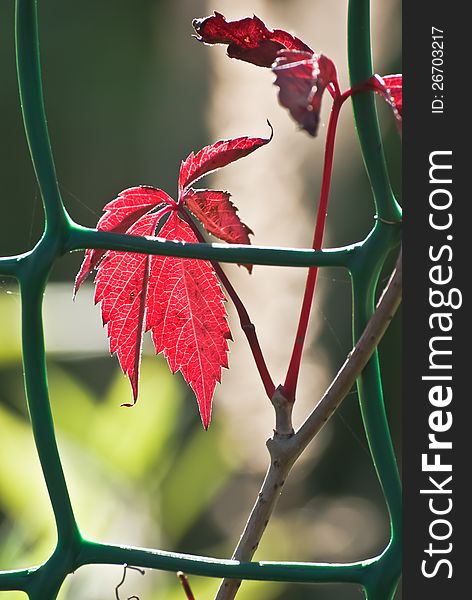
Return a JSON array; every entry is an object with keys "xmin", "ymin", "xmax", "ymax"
[{"xmin": 214, "ymin": 248, "xmax": 402, "ymax": 600}]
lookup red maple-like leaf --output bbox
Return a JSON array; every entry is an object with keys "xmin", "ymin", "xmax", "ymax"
[
  {"xmin": 193, "ymin": 13, "xmax": 339, "ymax": 136},
  {"xmin": 368, "ymin": 74, "xmax": 403, "ymax": 131},
  {"xmin": 272, "ymin": 50, "xmax": 339, "ymax": 136},
  {"xmin": 193, "ymin": 12, "xmax": 312, "ymax": 67},
  {"xmin": 75, "ymin": 130, "xmax": 270, "ymax": 426}
]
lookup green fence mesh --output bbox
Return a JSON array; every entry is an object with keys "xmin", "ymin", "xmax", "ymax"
[{"xmin": 0, "ymin": 0, "xmax": 402, "ymax": 598}]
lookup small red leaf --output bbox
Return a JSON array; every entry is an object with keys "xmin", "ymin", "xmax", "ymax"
[
  {"xmin": 178, "ymin": 132, "xmax": 271, "ymax": 194},
  {"xmin": 183, "ymin": 188, "xmax": 253, "ymax": 245},
  {"xmin": 74, "ymin": 186, "xmax": 173, "ymax": 295},
  {"xmin": 272, "ymin": 51, "xmax": 338, "ymax": 136},
  {"xmin": 370, "ymin": 74, "xmax": 403, "ymax": 130},
  {"xmin": 184, "ymin": 188, "xmax": 254, "ymax": 273},
  {"xmin": 94, "ymin": 212, "xmax": 162, "ymax": 402},
  {"xmin": 146, "ymin": 211, "xmax": 231, "ymax": 428},
  {"xmin": 193, "ymin": 12, "xmax": 312, "ymax": 67}
]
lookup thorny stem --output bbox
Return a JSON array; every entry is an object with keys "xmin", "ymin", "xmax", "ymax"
[
  {"xmin": 178, "ymin": 207, "xmax": 275, "ymax": 398},
  {"xmin": 215, "ymin": 249, "xmax": 402, "ymax": 600},
  {"xmin": 284, "ymin": 92, "xmax": 350, "ymax": 400}
]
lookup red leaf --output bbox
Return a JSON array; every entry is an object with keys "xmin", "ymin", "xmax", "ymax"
[
  {"xmin": 370, "ymin": 74, "xmax": 403, "ymax": 130},
  {"xmin": 193, "ymin": 13, "xmax": 340, "ymax": 136},
  {"xmin": 94, "ymin": 212, "xmax": 162, "ymax": 402},
  {"xmin": 183, "ymin": 188, "xmax": 253, "ymax": 245},
  {"xmin": 184, "ymin": 188, "xmax": 254, "ymax": 273},
  {"xmin": 146, "ymin": 211, "xmax": 231, "ymax": 428},
  {"xmin": 74, "ymin": 249, "xmax": 98, "ymax": 298},
  {"xmin": 77, "ymin": 131, "xmax": 267, "ymax": 426},
  {"xmin": 74, "ymin": 186, "xmax": 173, "ymax": 295},
  {"xmin": 193, "ymin": 12, "xmax": 312, "ymax": 68},
  {"xmin": 101, "ymin": 186, "xmax": 174, "ymax": 226},
  {"xmin": 178, "ymin": 132, "xmax": 272, "ymax": 194},
  {"xmin": 272, "ymin": 51, "xmax": 338, "ymax": 136}
]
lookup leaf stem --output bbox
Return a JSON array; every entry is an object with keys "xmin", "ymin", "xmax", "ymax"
[
  {"xmin": 178, "ymin": 207, "xmax": 275, "ymax": 398},
  {"xmin": 178, "ymin": 572, "xmax": 196, "ymax": 600},
  {"xmin": 283, "ymin": 93, "xmax": 349, "ymax": 400}
]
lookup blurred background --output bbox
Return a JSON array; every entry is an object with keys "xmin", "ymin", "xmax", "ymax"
[{"xmin": 0, "ymin": 0, "xmax": 401, "ymax": 598}]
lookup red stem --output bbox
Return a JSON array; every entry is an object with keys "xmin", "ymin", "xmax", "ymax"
[
  {"xmin": 177, "ymin": 207, "xmax": 276, "ymax": 399},
  {"xmin": 177, "ymin": 572, "xmax": 196, "ymax": 600},
  {"xmin": 283, "ymin": 93, "xmax": 350, "ymax": 400}
]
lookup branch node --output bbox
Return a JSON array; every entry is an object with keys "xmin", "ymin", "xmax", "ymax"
[{"xmin": 270, "ymin": 385, "xmax": 294, "ymax": 438}]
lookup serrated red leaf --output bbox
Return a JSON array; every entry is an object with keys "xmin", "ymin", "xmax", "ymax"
[
  {"xmin": 76, "ymin": 130, "xmax": 269, "ymax": 426},
  {"xmin": 369, "ymin": 74, "xmax": 403, "ymax": 131},
  {"xmin": 74, "ymin": 186, "xmax": 173, "ymax": 295},
  {"xmin": 88, "ymin": 207, "xmax": 231, "ymax": 427},
  {"xmin": 101, "ymin": 186, "xmax": 175, "ymax": 224},
  {"xmin": 146, "ymin": 211, "xmax": 231, "ymax": 428},
  {"xmin": 184, "ymin": 188, "xmax": 253, "ymax": 273},
  {"xmin": 94, "ymin": 212, "xmax": 162, "ymax": 401},
  {"xmin": 183, "ymin": 188, "xmax": 253, "ymax": 245},
  {"xmin": 193, "ymin": 12, "xmax": 312, "ymax": 68},
  {"xmin": 272, "ymin": 51, "xmax": 338, "ymax": 136},
  {"xmin": 178, "ymin": 133, "xmax": 271, "ymax": 194}
]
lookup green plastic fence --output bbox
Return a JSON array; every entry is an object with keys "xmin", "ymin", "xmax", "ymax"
[{"xmin": 0, "ymin": 0, "xmax": 402, "ymax": 598}]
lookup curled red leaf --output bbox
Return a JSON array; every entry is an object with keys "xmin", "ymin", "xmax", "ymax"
[
  {"xmin": 178, "ymin": 130, "xmax": 272, "ymax": 194},
  {"xmin": 193, "ymin": 12, "xmax": 312, "ymax": 67},
  {"xmin": 272, "ymin": 51, "xmax": 338, "ymax": 136},
  {"xmin": 193, "ymin": 13, "xmax": 340, "ymax": 136}
]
